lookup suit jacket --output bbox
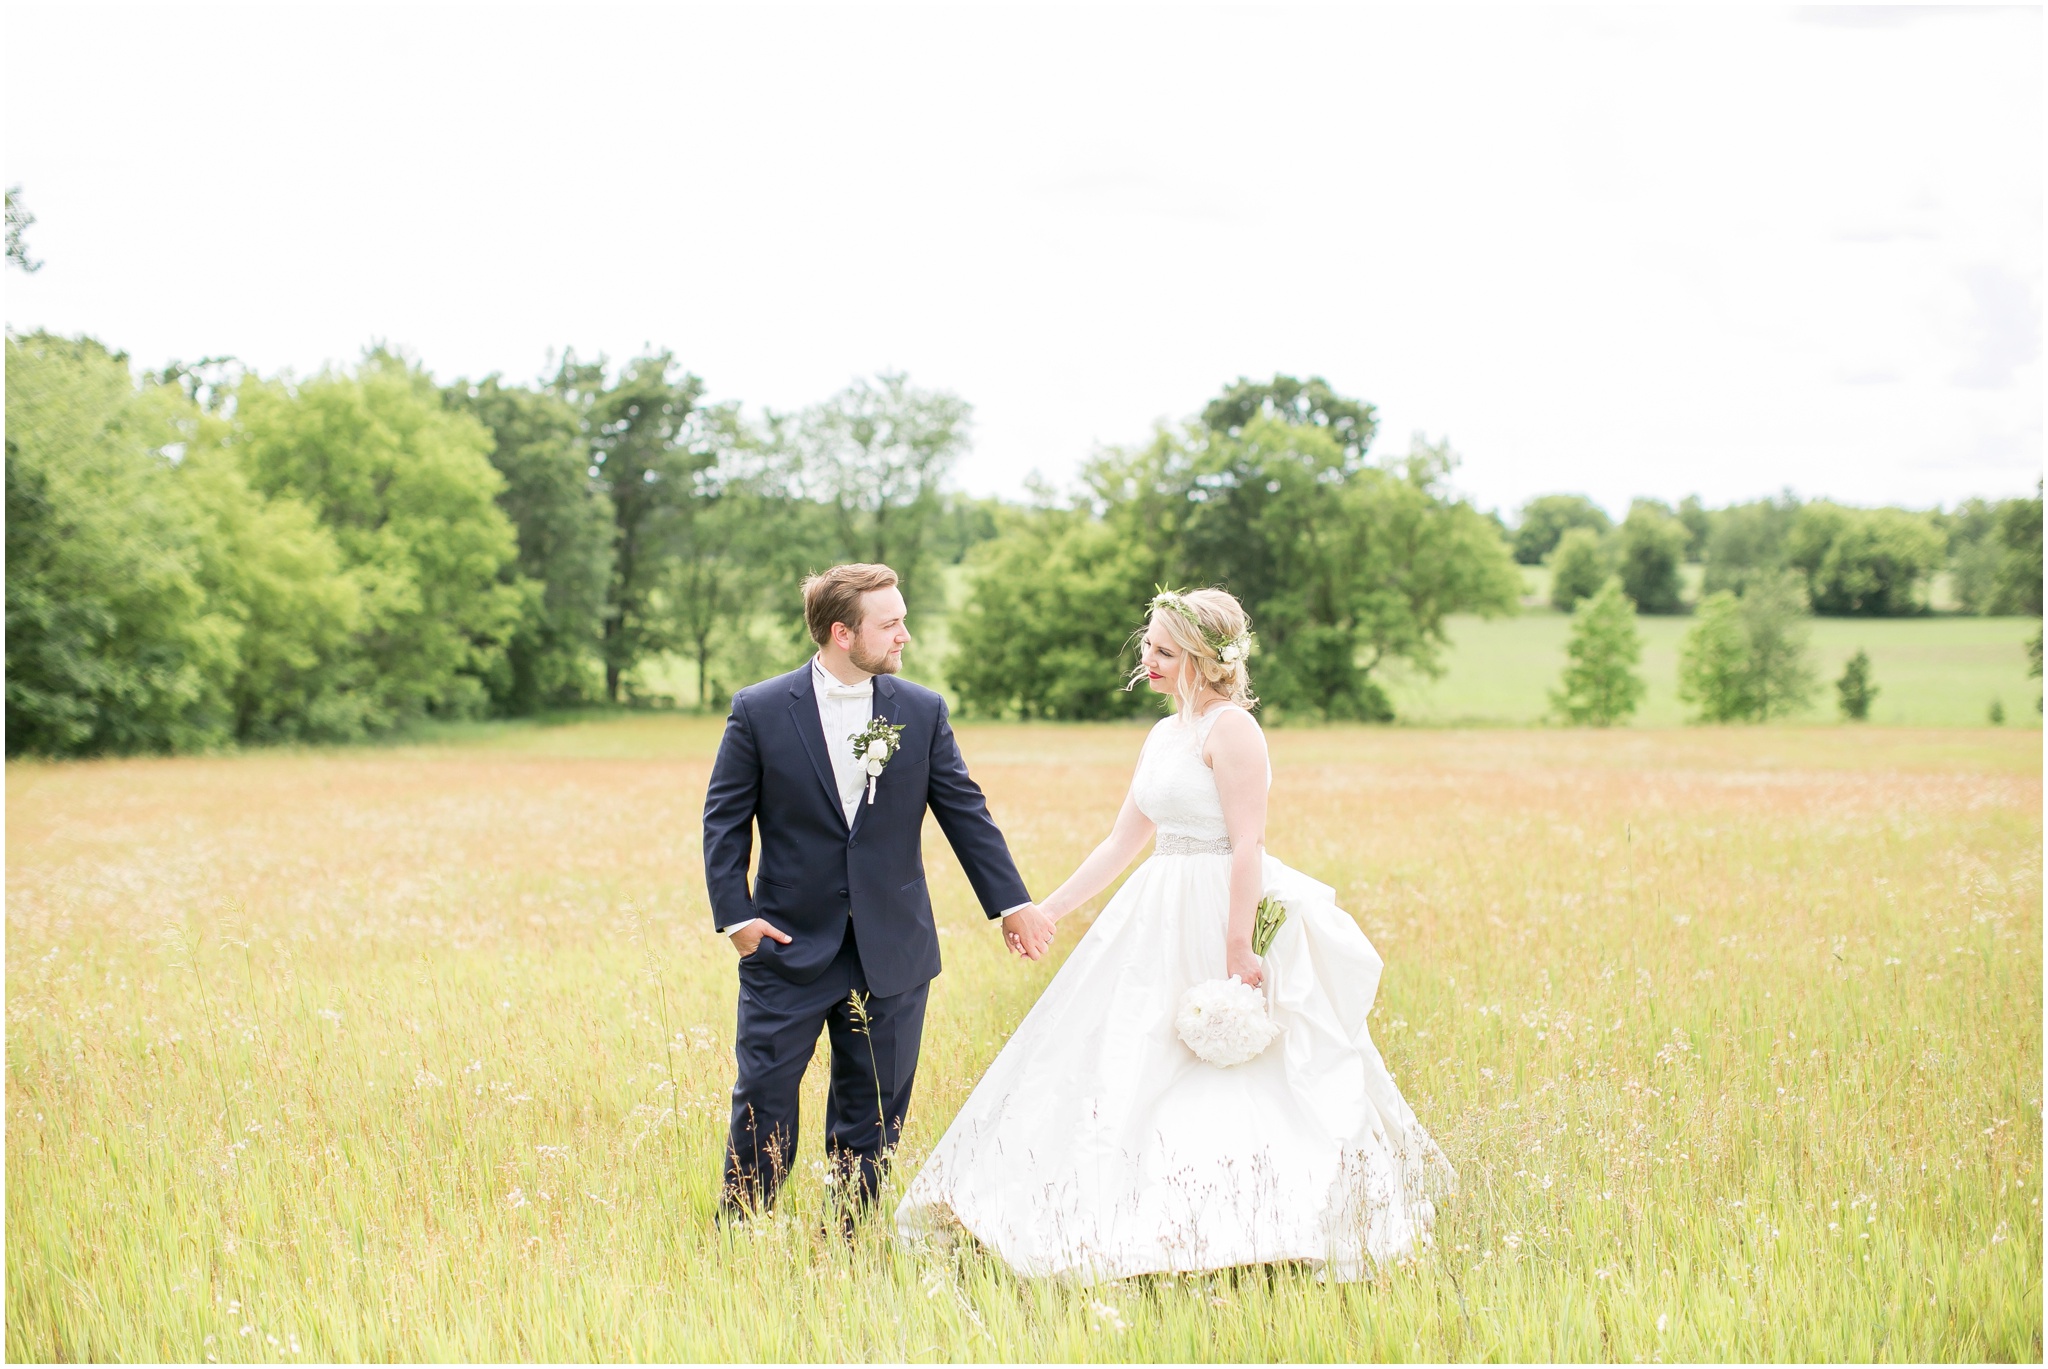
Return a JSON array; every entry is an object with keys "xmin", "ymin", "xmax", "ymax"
[{"xmin": 702, "ymin": 665, "xmax": 1030, "ymax": 999}]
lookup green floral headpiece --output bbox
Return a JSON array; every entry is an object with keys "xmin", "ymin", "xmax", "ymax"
[{"xmin": 1148, "ymin": 587, "xmax": 1253, "ymax": 666}]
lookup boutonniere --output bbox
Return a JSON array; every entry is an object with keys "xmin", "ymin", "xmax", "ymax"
[{"xmin": 849, "ymin": 718, "xmax": 906, "ymax": 805}]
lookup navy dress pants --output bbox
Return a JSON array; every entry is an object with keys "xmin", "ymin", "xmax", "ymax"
[{"xmin": 722, "ymin": 919, "xmax": 930, "ymax": 1215}]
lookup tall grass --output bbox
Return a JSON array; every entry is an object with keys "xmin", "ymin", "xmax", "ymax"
[{"xmin": 7, "ymin": 721, "xmax": 2039, "ymax": 1360}]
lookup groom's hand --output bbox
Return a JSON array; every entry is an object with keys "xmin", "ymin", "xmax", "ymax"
[
  {"xmin": 730, "ymin": 920, "xmax": 792, "ymax": 957},
  {"xmin": 1002, "ymin": 905, "xmax": 1055, "ymax": 961}
]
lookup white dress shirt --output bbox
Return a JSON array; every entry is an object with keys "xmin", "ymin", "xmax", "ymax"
[
  {"xmin": 721, "ymin": 655, "xmax": 1027, "ymax": 938},
  {"xmin": 812, "ymin": 655, "xmax": 879, "ymax": 827}
]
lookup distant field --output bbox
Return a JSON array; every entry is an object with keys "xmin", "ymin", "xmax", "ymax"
[
  {"xmin": 7, "ymin": 719, "xmax": 2039, "ymax": 1360},
  {"xmin": 1381, "ymin": 613, "xmax": 2041, "ymax": 728},
  {"xmin": 635, "ymin": 564, "xmax": 2037, "ymax": 729}
]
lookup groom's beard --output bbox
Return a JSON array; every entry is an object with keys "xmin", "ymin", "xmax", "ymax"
[{"xmin": 849, "ymin": 641, "xmax": 901, "ymax": 676}]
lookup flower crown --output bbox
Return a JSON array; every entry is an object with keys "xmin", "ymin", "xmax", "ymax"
[{"xmin": 1149, "ymin": 588, "xmax": 1254, "ymax": 665}]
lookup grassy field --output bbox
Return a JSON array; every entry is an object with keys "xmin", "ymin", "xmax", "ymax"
[
  {"xmin": 7, "ymin": 718, "xmax": 2040, "ymax": 1360},
  {"xmin": 1380, "ymin": 612, "xmax": 2043, "ymax": 729}
]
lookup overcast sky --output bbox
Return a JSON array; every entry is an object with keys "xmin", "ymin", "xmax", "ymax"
[{"xmin": 5, "ymin": 3, "xmax": 2040, "ymax": 516}]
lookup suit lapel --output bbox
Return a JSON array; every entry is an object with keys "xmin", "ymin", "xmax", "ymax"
[
  {"xmin": 787, "ymin": 665, "xmax": 849, "ymax": 831},
  {"xmin": 847, "ymin": 676, "xmax": 902, "ymax": 840}
]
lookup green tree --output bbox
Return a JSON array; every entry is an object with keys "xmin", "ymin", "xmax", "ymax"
[
  {"xmin": 1940, "ymin": 496, "xmax": 2007, "ymax": 613},
  {"xmin": 1989, "ymin": 483, "xmax": 2043, "ymax": 615},
  {"xmin": 6, "ymin": 185, "xmax": 40, "ymax": 272},
  {"xmin": 556, "ymin": 350, "xmax": 712, "ymax": 701},
  {"xmin": 654, "ymin": 415, "xmax": 813, "ymax": 709},
  {"xmin": 1615, "ymin": 500, "xmax": 1688, "ymax": 613},
  {"xmin": 1787, "ymin": 503, "xmax": 1944, "ymax": 615},
  {"xmin": 1678, "ymin": 575, "xmax": 1817, "ymax": 722},
  {"xmin": 1548, "ymin": 526, "xmax": 1610, "ymax": 612},
  {"xmin": 1161, "ymin": 413, "xmax": 1517, "ymax": 720},
  {"xmin": 1550, "ymin": 577, "xmax": 1645, "ymax": 726},
  {"xmin": 1702, "ymin": 492, "xmax": 1801, "ymax": 597},
  {"xmin": 234, "ymin": 352, "xmax": 522, "ymax": 726},
  {"xmin": 1513, "ymin": 494, "xmax": 1611, "ymax": 566},
  {"xmin": 445, "ymin": 375, "xmax": 613, "ymax": 712},
  {"xmin": 5, "ymin": 333, "xmax": 230, "ymax": 754},
  {"xmin": 947, "ymin": 508, "xmax": 1162, "ymax": 720},
  {"xmin": 1677, "ymin": 593, "xmax": 1751, "ymax": 724},
  {"xmin": 779, "ymin": 371, "xmax": 970, "ymax": 614},
  {"xmin": 929, "ymin": 492, "xmax": 1004, "ymax": 565},
  {"xmin": 176, "ymin": 447, "xmax": 368, "ymax": 741},
  {"xmin": 1200, "ymin": 374, "xmax": 1378, "ymax": 461},
  {"xmin": 1835, "ymin": 648, "xmax": 1877, "ymax": 722},
  {"xmin": 1676, "ymin": 494, "xmax": 1710, "ymax": 563},
  {"xmin": 952, "ymin": 382, "xmax": 1516, "ymax": 722},
  {"xmin": 2028, "ymin": 625, "xmax": 2042, "ymax": 713}
]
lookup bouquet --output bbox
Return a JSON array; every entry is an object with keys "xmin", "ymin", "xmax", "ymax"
[
  {"xmin": 1252, "ymin": 893, "xmax": 1287, "ymax": 955},
  {"xmin": 1174, "ymin": 976, "xmax": 1281, "ymax": 1067}
]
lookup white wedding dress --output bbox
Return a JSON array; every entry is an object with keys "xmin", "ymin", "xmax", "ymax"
[{"xmin": 895, "ymin": 704, "xmax": 1454, "ymax": 1281}]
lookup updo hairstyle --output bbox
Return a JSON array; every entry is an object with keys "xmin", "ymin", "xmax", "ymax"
[{"xmin": 1132, "ymin": 586, "xmax": 1258, "ymax": 713}]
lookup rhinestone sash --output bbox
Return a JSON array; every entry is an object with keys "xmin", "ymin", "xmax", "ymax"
[{"xmin": 1155, "ymin": 832, "xmax": 1233, "ymax": 857}]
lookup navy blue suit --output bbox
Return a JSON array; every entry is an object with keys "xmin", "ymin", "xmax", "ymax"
[{"xmin": 702, "ymin": 664, "xmax": 1029, "ymax": 1211}]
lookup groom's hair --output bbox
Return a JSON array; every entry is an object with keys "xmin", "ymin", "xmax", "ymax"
[{"xmin": 802, "ymin": 563, "xmax": 900, "ymax": 647}]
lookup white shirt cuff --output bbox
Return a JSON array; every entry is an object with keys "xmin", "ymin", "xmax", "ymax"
[
  {"xmin": 718, "ymin": 918, "xmax": 762, "ymax": 938},
  {"xmin": 995, "ymin": 902, "xmax": 1030, "ymax": 919}
]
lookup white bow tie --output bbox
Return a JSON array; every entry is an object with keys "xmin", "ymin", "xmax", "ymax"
[{"xmin": 822, "ymin": 680, "xmax": 873, "ymax": 700}]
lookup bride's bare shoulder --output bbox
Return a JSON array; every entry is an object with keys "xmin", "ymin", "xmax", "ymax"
[{"xmin": 1202, "ymin": 703, "xmax": 1266, "ymax": 758}]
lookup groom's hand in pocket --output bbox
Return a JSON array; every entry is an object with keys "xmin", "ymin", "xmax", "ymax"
[{"xmin": 730, "ymin": 920, "xmax": 792, "ymax": 957}]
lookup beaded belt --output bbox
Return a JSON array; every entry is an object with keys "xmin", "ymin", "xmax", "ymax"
[{"xmin": 1156, "ymin": 832, "xmax": 1233, "ymax": 856}]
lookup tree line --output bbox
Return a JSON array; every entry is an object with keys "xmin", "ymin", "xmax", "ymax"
[
  {"xmin": 1513, "ymin": 487, "xmax": 2041, "ymax": 619},
  {"xmin": 7, "ymin": 332, "xmax": 994, "ymax": 755},
  {"xmin": 8, "ymin": 324, "xmax": 2042, "ymax": 755}
]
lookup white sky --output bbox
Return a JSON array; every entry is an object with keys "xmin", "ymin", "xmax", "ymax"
[{"xmin": 4, "ymin": 3, "xmax": 2041, "ymax": 517}]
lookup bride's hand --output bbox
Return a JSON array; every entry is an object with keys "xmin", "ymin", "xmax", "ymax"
[{"xmin": 1226, "ymin": 940, "xmax": 1263, "ymax": 989}]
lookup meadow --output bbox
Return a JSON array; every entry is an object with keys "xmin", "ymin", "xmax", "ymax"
[
  {"xmin": 6, "ymin": 715, "xmax": 2041, "ymax": 1361},
  {"xmin": 1381, "ymin": 612, "xmax": 2043, "ymax": 728}
]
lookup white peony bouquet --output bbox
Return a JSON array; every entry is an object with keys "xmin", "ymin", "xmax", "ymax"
[{"xmin": 1174, "ymin": 975, "xmax": 1281, "ymax": 1067}]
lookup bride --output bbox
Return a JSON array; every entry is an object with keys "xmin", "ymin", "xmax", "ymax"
[{"xmin": 894, "ymin": 587, "xmax": 1455, "ymax": 1281}]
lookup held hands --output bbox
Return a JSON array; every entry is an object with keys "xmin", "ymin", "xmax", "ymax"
[
  {"xmin": 1226, "ymin": 938, "xmax": 1263, "ymax": 989},
  {"xmin": 1002, "ymin": 904, "xmax": 1056, "ymax": 962},
  {"xmin": 730, "ymin": 920, "xmax": 792, "ymax": 957}
]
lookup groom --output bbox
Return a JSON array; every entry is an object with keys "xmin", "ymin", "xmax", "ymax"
[{"xmin": 702, "ymin": 562, "xmax": 1053, "ymax": 1220}]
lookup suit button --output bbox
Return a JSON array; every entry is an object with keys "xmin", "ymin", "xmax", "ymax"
[{"xmin": 837, "ymin": 889, "xmax": 848, "ymax": 898}]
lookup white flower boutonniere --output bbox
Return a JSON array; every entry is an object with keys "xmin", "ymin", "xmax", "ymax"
[{"xmin": 849, "ymin": 717, "xmax": 906, "ymax": 805}]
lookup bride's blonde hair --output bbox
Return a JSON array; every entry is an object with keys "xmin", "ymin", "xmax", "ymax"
[{"xmin": 1127, "ymin": 586, "xmax": 1258, "ymax": 715}]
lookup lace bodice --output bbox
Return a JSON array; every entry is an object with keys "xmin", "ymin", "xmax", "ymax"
[{"xmin": 1131, "ymin": 704, "xmax": 1269, "ymax": 845}]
